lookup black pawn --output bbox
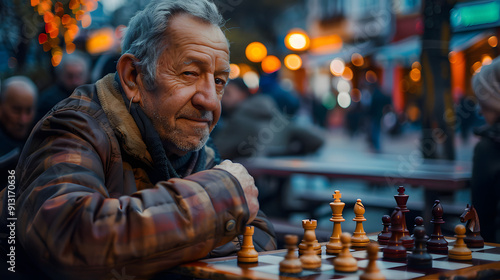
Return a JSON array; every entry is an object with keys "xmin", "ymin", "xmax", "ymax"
[
  {"xmin": 426, "ymin": 200, "xmax": 448, "ymax": 254},
  {"xmin": 408, "ymin": 226, "xmax": 432, "ymax": 269},
  {"xmin": 377, "ymin": 215, "xmax": 391, "ymax": 245},
  {"xmin": 411, "ymin": 216, "xmax": 428, "ymax": 240},
  {"xmin": 383, "ymin": 207, "xmax": 406, "ymax": 260}
]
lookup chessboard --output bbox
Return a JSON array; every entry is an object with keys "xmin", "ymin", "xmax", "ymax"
[{"xmin": 173, "ymin": 237, "xmax": 500, "ymax": 280}]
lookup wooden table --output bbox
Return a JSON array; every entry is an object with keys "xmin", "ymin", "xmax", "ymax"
[{"xmin": 170, "ymin": 238, "xmax": 500, "ymax": 280}]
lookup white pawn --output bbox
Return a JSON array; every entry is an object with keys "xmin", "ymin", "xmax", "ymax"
[
  {"xmin": 333, "ymin": 232, "xmax": 358, "ymax": 272},
  {"xmin": 360, "ymin": 243, "xmax": 385, "ymax": 280},
  {"xmin": 449, "ymin": 224, "xmax": 472, "ymax": 261}
]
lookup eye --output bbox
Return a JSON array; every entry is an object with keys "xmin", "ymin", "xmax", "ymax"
[
  {"xmin": 215, "ymin": 78, "xmax": 226, "ymax": 86},
  {"xmin": 183, "ymin": 71, "xmax": 197, "ymax": 76}
]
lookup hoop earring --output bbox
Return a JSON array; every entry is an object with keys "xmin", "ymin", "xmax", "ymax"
[{"xmin": 128, "ymin": 96, "xmax": 135, "ymax": 113}]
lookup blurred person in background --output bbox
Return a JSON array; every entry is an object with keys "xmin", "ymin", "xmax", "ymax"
[
  {"xmin": 471, "ymin": 57, "xmax": 500, "ymax": 243},
  {"xmin": 365, "ymin": 79, "xmax": 391, "ymax": 153},
  {"xmin": 36, "ymin": 50, "xmax": 90, "ymax": 120},
  {"xmin": 0, "ymin": 76, "xmax": 38, "ymax": 157},
  {"xmin": 0, "ymin": 76, "xmax": 38, "ymax": 191},
  {"xmin": 213, "ymin": 78, "xmax": 324, "ymax": 160}
]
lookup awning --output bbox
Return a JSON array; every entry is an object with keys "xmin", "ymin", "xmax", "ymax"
[
  {"xmin": 373, "ymin": 30, "xmax": 494, "ymax": 66},
  {"xmin": 305, "ymin": 41, "xmax": 376, "ymax": 68}
]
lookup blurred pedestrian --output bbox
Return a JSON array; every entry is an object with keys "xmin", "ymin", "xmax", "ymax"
[
  {"xmin": 213, "ymin": 78, "xmax": 324, "ymax": 159},
  {"xmin": 471, "ymin": 56, "xmax": 500, "ymax": 243},
  {"xmin": 366, "ymin": 80, "xmax": 391, "ymax": 153},
  {"xmin": 37, "ymin": 50, "xmax": 90, "ymax": 120},
  {"xmin": 0, "ymin": 76, "xmax": 38, "ymax": 190},
  {"xmin": 259, "ymin": 72, "xmax": 300, "ymax": 116}
]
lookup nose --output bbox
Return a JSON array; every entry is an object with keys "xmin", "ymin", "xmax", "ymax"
[
  {"xmin": 192, "ymin": 75, "xmax": 219, "ymax": 112},
  {"xmin": 19, "ymin": 111, "xmax": 33, "ymax": 125}
]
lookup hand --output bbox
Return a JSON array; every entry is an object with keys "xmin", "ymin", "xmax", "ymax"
[{"xmin": 214, "ymin": 160, "xmax": 259, "ymax": 224}]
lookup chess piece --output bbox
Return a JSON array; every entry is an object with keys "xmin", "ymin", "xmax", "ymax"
[
  {"xmin": 460, "ymin": 204, "xmax": 484, "ymax": 248},
  {"xmin": 351, "ymin": 199, "xmax": 370, "ymax": 247},
  {"xmin": 411, "ymin": 216, "xmax": 429, "ymax": 240},
  {"xmin": 449, "ymin": 224, "xmax": 472, "ymax": 261},
  {"xmin": 383, "ymin": 207, "xmax": 407, "ymax": 260},
  {"xmin": 300, "ymin": 231, "xmax": 322, "ymax": 269},
  {"xmin": 333, "ymin": 232, "xmax": 358, "ymax": 273},
  {"xmin": 377, "ymin": 215, "xmax": 391, "ymax": 245},
  {"xmin": 426, "ymin": 200, "xmax": 448, "ymax": 254},
  {"xmin": 238, "ymin": 226, "xmax": 258, "ymax": 263},
  {"xmin": 394, "ymin": 186, "xmax": 414, "ymax": 249},
  {"xmin": 360, "ymin": 243, "xmax": 385, "ymax": 280},
  {"xmin": 327, "ymin": 190, "xmax": 345, "ymax": 254},
  {"xmin": 407, "ymin": 225, "xmax": 432, "ymax": 269},
  {"xmin": 299, "ymin": 219, "xmax": 321, "ymax": 255},
  {"xmin": 280, "ymin": 235, "xmax": 303, "ymax": 274}
]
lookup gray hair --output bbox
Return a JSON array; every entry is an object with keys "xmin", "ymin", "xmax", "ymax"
[
  {"xmin": 0, "ymin": 76, "xmax": 38, "ymax": 103},
  {"xmin": 121, "ymin": 0, "xmax": 225, "ymax": 91}
]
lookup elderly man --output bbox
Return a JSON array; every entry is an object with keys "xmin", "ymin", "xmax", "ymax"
[{"xmin": 0, "ymin": 1, "xmax": 276, "ymax": 279}]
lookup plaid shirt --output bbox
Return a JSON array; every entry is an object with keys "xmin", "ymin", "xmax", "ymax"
[{"xmin": 0, "ymin": 74, "xmax": 276, "ymax": 279}]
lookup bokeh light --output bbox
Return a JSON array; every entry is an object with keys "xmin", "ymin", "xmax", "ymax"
[
  {"xmin": 261, "ymin": 55, "xmax": 281, "ymax": 74},
  {"xmin": 337, "ymin": 92, "xmax": 351, "ymax": 108},
  {"xmin": 342, "ymin": 67, "xmax": 353, "ymax": 80},
  {"xmin": 245, "ymin": 42, "xmax": 267, "ymax": 63},
  {"xmin": 229, "ymin": 64, "xmax": 241, "ymax": 79},
  {"xmin": 330, "ymin": 58, "xmax": 345, "ymax": 76},
  {"xmin": 336, "ymin": 79, "xmax": 351, "ymax": 93},
  {"xmin": 242, "ymin": 71, "xmax": 260, "ymax": 90},
  {"xmin": 410, "ymin": 68, "xmax": 421, "ymax": 82},
  {"xmin": 284, "ymin": 29, "xmax": 310, "ymax": 51},
  {"xmin": 471, "ymin": 61, "xmax": 482, "ymax": 74},
  {"xmin": 365, "ymin": 70, "xmax": 378, "ymax": 83},
  {"xmin": 351, "ymin": 53, "xmax": 364, "ymax": 67},
  {"xmin": 488, "ymin": 36, "xmax": 498, "ymax": 48},
  {"xmin": 284, "ymin": 54, "xmax": 302, "ymax": 70},
  {"xmin": 351, "ymin": 88, "xmax": 361, "ymax": 102},
  {"xmin": 482, "ymin": 55, "xmax": 492, "ymax": 66},
  {"xmin": 412, "ymin": 61, "xmax": 421, "ymax": 69}
]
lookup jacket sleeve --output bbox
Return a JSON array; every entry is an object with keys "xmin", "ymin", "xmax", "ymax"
[{"xmin": 14, "ymin": 108, "xmax": 252, "ymax": 279}]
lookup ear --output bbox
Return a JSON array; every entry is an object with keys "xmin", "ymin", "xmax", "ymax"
[{"xmin": 117, "ymin": 53, "xmax": 142, "ymax": 105}]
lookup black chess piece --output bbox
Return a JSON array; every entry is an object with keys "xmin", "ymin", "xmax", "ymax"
[
  {"xmin": 378, "ymin": 215, "xmax": 391, "ymax": 245},
  {"xmin": 426, "ymin": 200, "xmax": 448, "ymax": 254},
  {"xmin": 411, "ymin": 216, "xmax": 428, "ymax": 240},
  {"xmin": 394, "ymin": 186, "xmax": 414, "ymax": 249},
  {"xmin": 408, "ymin": 226, "xmax": 432, "ymax": 269},
  {"xmin": 383, "ymin": 207, "xmax": 406, "ymax": 260}
]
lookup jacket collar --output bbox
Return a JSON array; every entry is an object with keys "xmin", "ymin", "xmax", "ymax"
[{"xmin": 95, "ymin": 73, "xmax": 153, "ymax": 166}]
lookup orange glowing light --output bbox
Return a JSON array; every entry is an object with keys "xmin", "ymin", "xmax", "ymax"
[
  {"xmin": 284, "ymin": 54, "xmax": 302, "ymax": 70},
  {"xmin": 245, "ymin": 42, "xmax": 267, "ymax": 63},
  {"xmin": 81, "ymin": 14, "xmax": 92, "ymax": 28},
  {"xmin": 86, "ymin": 28, "xmax": 115, "ymax": 54},
  {"xmin": 310, "ymin": 34, "xmax": 342, "ymax": 54},
  {"xmin": 482, "ymin": 55, "xmax": 492, "ymax": 65},
  {"xmin": 285, "ymin": 29, "xmax": 310, "ymax": 51},
  {"xmin": 69, "ymin": 0, "xmax": 79, "ymax": 10},
  {"xmin": 66, "ymin": 42, "xmax": 76, "ymax": 54},
  {"xmin": 229, "ymin": 64, "xmax": 241, "ymax": 79},
  {"xmin": 62, "ymin": 14, "xmax": 71, "ymax": 25},
  {"xmin": 43, "ymin": 12, "xmax": 54, "ymax": 23},
  {"xmin": 472, "ymin": 61, "xmax": 482, "ymax": 74},
  {"xmin": 412, "ymin": 61, "xmax": 421, "ymax": 69},
  {"xmin": 488, "ymin": 36, "xmax": 498, "ymax": 47},
  {"xmin": 238, "ymin": 63, "xmax": 252, "ymax": 76},
  {"xmin": 261, "ymin": 55, "xmax": 281, "ymax": 74},
  {"xmin": 407, "ymin": 105, "xmax": 421, "ymax": 122},
  {"xmin": 31, "ymin": 0, "xmax": 40, "ymax": 6},
  {"xmin": 410, "ymin": 68, "xmax": 421, "ymax": 82},
  {"xmin": 351, "ymin": 53, "xmax": 364, "ymax": 67},
  {"xmin": 342, "ymin": 67, "xmax": 353, "ymax": 80}
]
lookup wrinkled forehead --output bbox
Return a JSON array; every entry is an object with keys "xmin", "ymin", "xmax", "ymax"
[{"xmin": 166, "ymin": 13, "xmax": 229, "ymax": 53}]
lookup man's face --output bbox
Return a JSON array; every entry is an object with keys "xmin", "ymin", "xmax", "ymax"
[
  {"xmin": 141, "ymin": 14, "xmax": 230, "ymax": 156},
  {"xmin": 61, "ymin": 63, "xmax": 87, "ymax": 92},
  {"xmin": 0, "ymin": 84, "xmax": 36, "ymax": 140}
]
